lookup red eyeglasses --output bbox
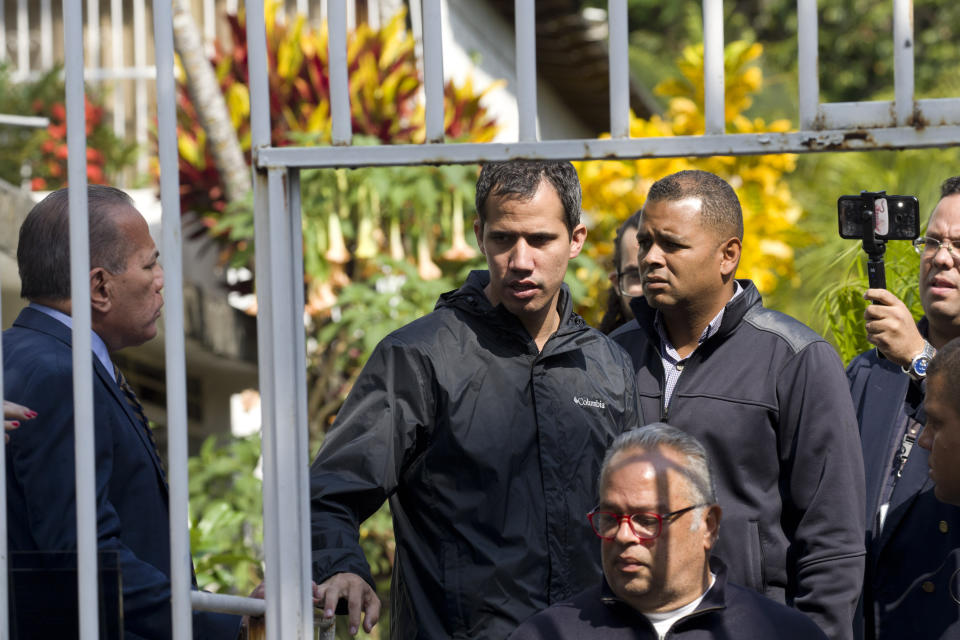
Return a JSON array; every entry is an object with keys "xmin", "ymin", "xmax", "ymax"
[{"xmin": 587, "ymin": 504, "xmax": 705, "ymax": 541}]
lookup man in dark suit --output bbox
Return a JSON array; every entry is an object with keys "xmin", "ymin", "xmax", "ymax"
[
  {"xmin": 847, "ymin": 176, "xmax": 960, "ymax": 639},
  {"xmin": 3, "ymin": 186, "xmax": 241, "ymax": 639}
]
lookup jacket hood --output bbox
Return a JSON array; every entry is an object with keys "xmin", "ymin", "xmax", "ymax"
[
  {"xmin": 629, "ymin": 279, "xmax": 762, "ymax": 345},
  {"xmin": 436, "ymin": 270, "xmax": 589, "ymax": 341}
]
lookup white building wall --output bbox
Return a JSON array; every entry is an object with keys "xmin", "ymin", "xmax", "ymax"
[{"xmin": 441, "ymin": 0, "xmax": 593, "ymax": 142}]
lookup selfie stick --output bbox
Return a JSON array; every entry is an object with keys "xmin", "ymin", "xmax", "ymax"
[{"xmin": 858, "ymin": 190, "xmax": 887, "ymax": 290}]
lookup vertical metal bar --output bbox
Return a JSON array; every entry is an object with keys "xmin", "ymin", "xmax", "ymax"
[
  {"xmin": 702, "ymin": 0, "xmax": 724, "ymax": 135},
  {"xmin": 87, "ymin": 0, "xmax": 100, "ymax": 69},
  {"xmin": 288, "ymin": 169, "xmax": 314, "ymax": 640},
  {"xmin": 16, "ymin": 0, "xmax": 27, "ymax": 76},
  {"xmin": 252, "ymin": 166, "xmax": 280, "ymax": 639},
  {"xmin": 152, "ymin": 0, "xmax": 193, "ymax": 637},
  {"xmin": 40, "ymin": 0, "xmax": 52, "ymax": 69},
  {"xmin": 607, "ymin": 0, "xmax": 629, "ymax": 138},
  {"xmin": 247, "ymin": 0, "xmax": 270, "ymax": 149},
  {"xmin": 246, "ymin": 2, "xmax": 307, "ymax": 637},
  {"xmin": 1, "ymin": 0, "xmax": 6, "ymax": 63},
  {"xmin": 797, "ymin": 0, "xmax": 819, "ymax": 130},
  {"xmin": 515, "ymin": 0, "xmax": 537, "ymax": 141},
  {"xmin": 111, "ymin": 0, "xmax": 124, "ymax": 138},
  {"xmin": 64, "ymin": 0, "xmax": 98, "ymax": 637},
  {"xmin": 409, "ymin": 0, "xmax": 425, "ymax": 101},
  {"xmin": 134, "ymin": 0, "xmax": 148, "ymax": 175},
  {"xmin": 422, "ymin": 0, "xmax": 444, "ymax": 143},
  {"xmin": 261, "ymin": 167, "xmax": 312, "ymax": 640},
  {"xmin": 893, "ymin": 0, "xmax": 914, "ymax": 126},
  {"xmin": 327, "ymin": 0, "xmax": 352, "ymax": 145},
  {"xmin": 0, "ymin": 258, "xmax": 8, "ymax": 640},
  {"xmin": 297, "ymin": 0, "xmax": 308, "ymax": 19}
]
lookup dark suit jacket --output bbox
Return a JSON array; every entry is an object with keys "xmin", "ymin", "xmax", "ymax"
[
  {"xmin": 3, "ymin": 306, "xmax": 240, "ymax": 640},
  {"xmin": 848, "ymin": 347, "xmax": 960, "ymax": 640}
]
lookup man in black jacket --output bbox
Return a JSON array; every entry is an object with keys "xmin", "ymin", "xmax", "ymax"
[
  {"xmin": 310, "ymin": 160, "xmax": 642, "ymax": 639},
  {"xmin": 511, "ymin": 423, "xmax": 828, "ymax": 640},
  {"xmin": 847, "ymin": 176, "xmax": 960, "ymax": 639},
  {"xmin": 611, "ymin": 170, "xmax": 865, "ymax": 639}
]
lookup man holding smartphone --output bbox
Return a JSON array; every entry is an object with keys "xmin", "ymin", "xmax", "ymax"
[{"xmin": 847, "ymin": 176, "xmax": 960, "ymax": 639}]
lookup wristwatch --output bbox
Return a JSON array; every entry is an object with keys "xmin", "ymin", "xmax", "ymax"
[{"xmin": 902, "ymin": 341, "xmax": 937, "ymax": 382}]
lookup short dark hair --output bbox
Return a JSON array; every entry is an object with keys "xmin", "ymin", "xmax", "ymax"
[
  {"xmin": 18, "ymin": 185, "xmax": 135, "ymax": 301},
  {"xmin": 599, "ymin": 209, "xmax": 643, "ymax": 334},
  {"xmin": 645, "ymin": 170, "xmax": 743, "ymax": 241},
  {"xmin": 475, "ymin": 160, "xmax": 582, "ymax": 235},
  {"xmin": 928, "ymin": 338, "xmax": 960, "ymax": 417},
  {"xmin": 599, "ymin": 422, "xmax": 718, "ymax": 508},
  {"xmin": 940, "ymin": 176, "xmax": 960, "ymax": 199}
]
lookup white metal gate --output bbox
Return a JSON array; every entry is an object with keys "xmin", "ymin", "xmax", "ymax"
[{"xmin": 2, "ymin": 0, "xmax": 959, "ymax": 639}]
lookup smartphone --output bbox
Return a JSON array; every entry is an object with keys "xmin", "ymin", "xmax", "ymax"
[{"xmin": 837, "ymin": 194, "xmax": 920, "ymax": 240}]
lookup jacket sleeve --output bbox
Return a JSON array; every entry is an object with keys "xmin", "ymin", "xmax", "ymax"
[
  {"xmin": 619, "ymin": 349, "xmax": 644, "ymax": 430},
  {"xmin": 310, "ymin": 336, "xmax": 434, "ymax": 588},
  {"xmin": 6, "ymin": 354, "xmax": 240, "ymax": 640},
  {"xmin": 777, "ymin": 340, "xmax": 866, "ymax": 640}
]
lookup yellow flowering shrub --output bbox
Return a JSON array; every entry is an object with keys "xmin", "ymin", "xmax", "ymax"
[{"xmin": 574, "ymin": 41, "xmax": 804, "ymax": 324}]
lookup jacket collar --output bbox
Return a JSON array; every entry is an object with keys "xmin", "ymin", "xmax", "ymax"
[
  {"xmin": 599, "ymin": 555, "xmax": 729, "ymax": 620},
  {"xmin": 436, "ymin": 270, "xmax": 589, "ymax": 346},
  {"xmin": 630, "ymin": 279, "xmax": 761, "ymax": 347}
]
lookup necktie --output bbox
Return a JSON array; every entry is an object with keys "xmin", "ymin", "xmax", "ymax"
[{"xmin": 114, "ymin": 366, "xmax": 168, "ymax": 482}]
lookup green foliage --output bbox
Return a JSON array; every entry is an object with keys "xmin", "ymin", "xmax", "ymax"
[
  {"xmin": 0, "ymin": 63, "xmax": 138, "ymax": 189},
  {"xmin": 786, "ymin": 147, "xmax": 960, "ymax": 362},
  {"xmin": 188, "ymin": 435, "xmax": 264, "ymax": 594},
  {"xmin": 589, "ymin": 0, "xmax": 960, "ymax": 106},
  {"xmin": 812, "ymin": 242, "xmax": 924, "ymax": 364}
]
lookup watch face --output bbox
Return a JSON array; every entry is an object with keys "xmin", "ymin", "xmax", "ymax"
[{"xmin": 915, "ymin": 357, "xmax": 930, "ymax": 376}]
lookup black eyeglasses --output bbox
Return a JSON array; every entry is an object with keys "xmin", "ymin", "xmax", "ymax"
[
  {"xmin": 617, "ymin": 268, "xmax": 644, "ymax": 297},
  {"xmin": 587, "ymin": 504, "xmax": 706, "ymax": 541}
]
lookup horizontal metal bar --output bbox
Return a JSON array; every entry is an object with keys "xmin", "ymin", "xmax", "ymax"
[
  {"xmin": 190, "ymin": 592, "xmax": 266, "ymax": 617},
  {"xmin": 819, "ymin": 102, "xmax": 897, "ymax": 129},
  {"xmin": 0, "ymin": 114, "xmax": 50, "ymax": 127},
  {"xmin": 256, "ymin": 125, "xmax": 960, "ymax": 168},
  {"xmin": 917, "ymin": 98, "xmax": 960, "ymax": 127},
  {"xmin": 819, "ymin": 98, "xmax": 960, "ymax": 130}
]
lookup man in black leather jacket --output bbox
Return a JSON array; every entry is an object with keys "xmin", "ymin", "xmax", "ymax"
[{"xmin": 611, "ymin": 170, "xmax": 865, "ymax": 640}]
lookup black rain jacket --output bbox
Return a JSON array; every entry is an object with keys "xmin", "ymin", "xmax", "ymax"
[
  {"xmin": 611, "ymin": 280, "xmax": 866, "ymax": 640},
  {"xmin": 310, "ymin": 270, "xmax": 642, "ymax": 639}
]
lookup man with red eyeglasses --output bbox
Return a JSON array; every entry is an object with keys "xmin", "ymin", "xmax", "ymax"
[{"xmin": 512, "ymin": 424, "xmax": 827, "ymax": 640}]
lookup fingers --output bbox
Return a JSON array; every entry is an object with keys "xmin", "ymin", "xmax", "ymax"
[
  {"xmin": 863, "ymin": 288, "xmax": 900, "ymax": 306},
  {"xmin": 361, "ymin": 588, "xmax": 381, "ymax": 633},
  {"xmin": 317, "ymin": 573, "xmax": 380, "ymax": 636},
  {"xmin": 861, "ymin": 290, "xmax": 924, "ymax": 366},
  {"xmin": 3, "ymin": 401, "xmax": 37, "ymax": 433}
]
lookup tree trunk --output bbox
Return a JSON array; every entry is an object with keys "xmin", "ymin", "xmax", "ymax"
[{"xmin": 171, "ymin": 0, "xmax": 251, "ymax": 203}]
